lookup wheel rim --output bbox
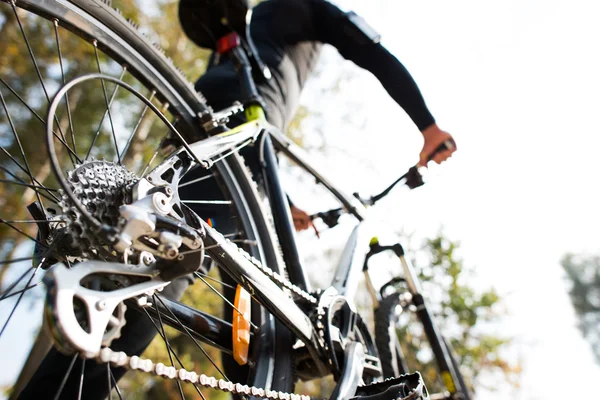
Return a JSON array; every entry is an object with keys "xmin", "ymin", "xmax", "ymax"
[{"xmin": 0, "ymin": 1, "xmax": 282, "ymax": 398}]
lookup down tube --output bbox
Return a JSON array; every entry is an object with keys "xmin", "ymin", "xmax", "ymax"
[
  {"xmin": 199, "ymin": 220, "xmax": 316, "ymax": 345},
  {"xmin": 330, "ymin": 221, "xmax": 374, "ymax": 303}
]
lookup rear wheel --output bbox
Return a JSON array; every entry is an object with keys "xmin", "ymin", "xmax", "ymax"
[{"xmin": 0, "ymin": 0, "xmax": 294, "ymax": 398}]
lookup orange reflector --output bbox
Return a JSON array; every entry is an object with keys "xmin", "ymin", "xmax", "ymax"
[{"xmin": 232, "ymin": 285, "xmax": 251, "ymax": 365}]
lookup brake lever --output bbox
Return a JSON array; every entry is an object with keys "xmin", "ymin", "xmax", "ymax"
[
  {"xmin": 367, "ymin": 139, "xmax": 456, "ymax": 201},
  {"xmin": 310, "ymin": 208, "xmax": 343, "ymax": 229},
  {"xmin": 408, "ymin": 138, "xmax": 456, "ymax": 189}
]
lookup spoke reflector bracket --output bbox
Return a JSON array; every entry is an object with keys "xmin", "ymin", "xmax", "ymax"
[{"xmin": 232, "ymin": 284, "xmax": 251, "ymax": 365}]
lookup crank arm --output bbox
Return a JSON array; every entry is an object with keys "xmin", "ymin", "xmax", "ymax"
[{"xmin": 329, "ymin": 341, "xmax": 365, "ymax": 400}]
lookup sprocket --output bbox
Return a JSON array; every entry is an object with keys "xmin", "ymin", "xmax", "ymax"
[{"xmin": 59, "ymin": 160, "xmax": 138, "ymax": 256}]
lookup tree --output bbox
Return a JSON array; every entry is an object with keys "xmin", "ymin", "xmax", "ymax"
[
  {"xmin": 392, "ymin": 233, "xmax": 521, "ymax": 394},
  {"xmin": 561, "ymin": 252, "xmax": 600, "ymax": 364}
]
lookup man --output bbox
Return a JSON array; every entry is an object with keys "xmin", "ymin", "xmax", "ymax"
[{"xmin": 181, "ymin": 0, "xmax": 455, "ymax": 233}]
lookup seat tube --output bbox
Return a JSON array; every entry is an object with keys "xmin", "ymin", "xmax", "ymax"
[{"xmin": 260, "ymin": 134, "xmax": 310, "ymax": 291}]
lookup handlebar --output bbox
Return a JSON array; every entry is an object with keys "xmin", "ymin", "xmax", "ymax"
[
  {"xmin": 310, "ymin": 139, "xmax": 455, "ymax": 228},
  {"xmin": 425, "ymin": 139, "xmax": 456, "ymax": 164}
]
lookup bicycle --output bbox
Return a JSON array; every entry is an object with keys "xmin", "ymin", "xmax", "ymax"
[{"xmin": 0, "ymin": 0, "xmax": 471, "ymax": 399}]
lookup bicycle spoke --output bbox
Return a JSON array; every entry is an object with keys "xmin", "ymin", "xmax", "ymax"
[
  {"xmin": 0, "ymin": 268, "xmax": 31, "ymax": 302},
  {"xmin": 106, "ymin": 364, "xmax": 112, "ymax": 400},
  {"xmin": 179, "ymin": 173, "xmax": 214, "ymax": 188},
  {"xmin": 84, "ymin": 64, "xmax": 127, "ymax": 162},
  {"xmin": 1, "ymin": 219, "xmax": 60, "ymax": 224},
  {"xmin": 10, "ymin": 1, "xmax": 50, "ymax": 102},
  {"xmin": 0, "ymin": 256, "xmax": 33, "ymax": 270},
  {"xmin": 0, "ymin": 177, "xmax": 60, "ymax": 199},
  {"xmin": 0, "ymin": 89, "xmax": 45, "ymax": 209},
  {"xmin": 0, "ymin": 218, "xmax": 48, "ymax": 248},
  {"xmin": 109, "ymin": 369, "xmax": 124, "ymax": 400},
  {"xmin": 140, "ymin": 135, "xmax": 167, "ymax": 177},
  {"xmin": 53, "ymin": 354, "xmax": 78, "ymax": 400},
  {"xmin": 0, "ymin": 77, "xmax": 82, "ymax": 164},
  {"xmin": 193, "ymin": 272, "xmax": 236, "ymax": 290},
  {"xmin": 77, "ymin": 358, "xmax": 85, "ymax": 400},
  {"xmin": 89, "ymin": 41, "xmax": 123, "ymax": 164},
  {"xmin": 0, "ymin": 150, "xmax": 60, "ymax": 204},
  {"xmin": 181, "ymin": 200, "xmax": 233, "ymax": 205},
  {"xmin": 53, "ymin": 19, "xmax": 77, "ymax": 154},
  {"xmin": 141, "ymin": 308, "xmax": 207, "ymax": 399},
  {"xmin": 154, "ymin": 302, "xmax": 186, "ymax": 400},
  {"xmin": 0, "ymin": 281, "xmax": 41, "ymax": 301},
  {"xmin": 0, "ymin": 243, "xmax": 53, "ymax": 302},
  {"xmin": 194, "ymin": 273, "xmax": 259, "ymax": 332},
  {"xmin": 0, "ymin": 261, "xmax": 43, "ymax": 337},
  {"xmin": 154, "ymin": 294, "xmax": 230, "ymax": 381},
  {"xmin": 120, "ymin": 90, "xmax": 156, "ymax": 160},
  {"xmin": 10, "ymin": 1, "xmax": 76, "ymax": 166}
]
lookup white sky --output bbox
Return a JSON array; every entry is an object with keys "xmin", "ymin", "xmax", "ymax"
[{"xmin": 285, "ymin": 0, "xmax": 600, "ymax": 398}]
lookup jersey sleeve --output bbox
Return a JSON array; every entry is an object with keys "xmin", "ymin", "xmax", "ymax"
[{"xmin": 309, "ymin": 0, "xmax": 436, "ymax": 131}]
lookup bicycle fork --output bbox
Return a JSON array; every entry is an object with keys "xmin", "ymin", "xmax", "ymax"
[{"xmin": 364, "ymin": 239, "xmax": 462, "ymax": 397}]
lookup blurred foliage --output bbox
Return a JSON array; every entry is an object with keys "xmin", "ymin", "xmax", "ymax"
[
  {"xmin": 394, "ymin": 234, "xmax": 521, "ymax": 394},
  {"xmin": 561, "ymin": 252, "xmax": 600, "ymax": 365}
]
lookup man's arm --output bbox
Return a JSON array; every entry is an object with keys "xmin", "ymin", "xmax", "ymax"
[{"xmin": 308, "ymin": 0, "xmax": 455, "ymax": 164}]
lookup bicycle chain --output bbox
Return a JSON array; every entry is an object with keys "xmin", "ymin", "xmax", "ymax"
[
  {"xmin": 229, "ymin": 237, "xmax": 318, "ymax": 305},
  {"xmin": 97, "ymin": 347, "xmax": 313, "ymax": 400}
]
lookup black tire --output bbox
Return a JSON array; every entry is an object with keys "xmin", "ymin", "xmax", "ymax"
[
  {"xmin": 0, "ymin": 0, "xmax": 294, "ymax": 397},
  {"xmin": 374, "ymin": 294, "xmax": 409, "ymax": 379},
  {"xmin": 375, "ymin": 294, "xmax": 472, "ymax": 400}
]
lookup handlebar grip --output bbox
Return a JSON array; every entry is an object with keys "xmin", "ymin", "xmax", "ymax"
[{"xmin": 427, "ymin": 139, "xmax": 456, "ymax": 162}]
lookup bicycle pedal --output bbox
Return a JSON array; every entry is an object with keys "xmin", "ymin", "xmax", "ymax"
[{"xmin": 350, "ymin": 372, "xmax": 429, "ymax": 400}]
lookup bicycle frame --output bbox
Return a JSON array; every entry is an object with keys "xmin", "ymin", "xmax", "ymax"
[
  {"xmin": 169, "ymin": 105, "xmax": 386, "ymax": 389},
  {"xmin": 173, "ymin": 104, "xmax": 463, "ymax": 397}
]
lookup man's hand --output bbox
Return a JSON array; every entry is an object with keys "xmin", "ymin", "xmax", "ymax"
[
  {"xmin": 418, "ymin": 123, "xmax": 457, "ymax": 167},
  {"xmin": 290, "ymin": 204, "xmax": 312, "ymax": 231},
  {"xmin": 290, "ymin": 205, "xmax": 320, "ymax": 237}
]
